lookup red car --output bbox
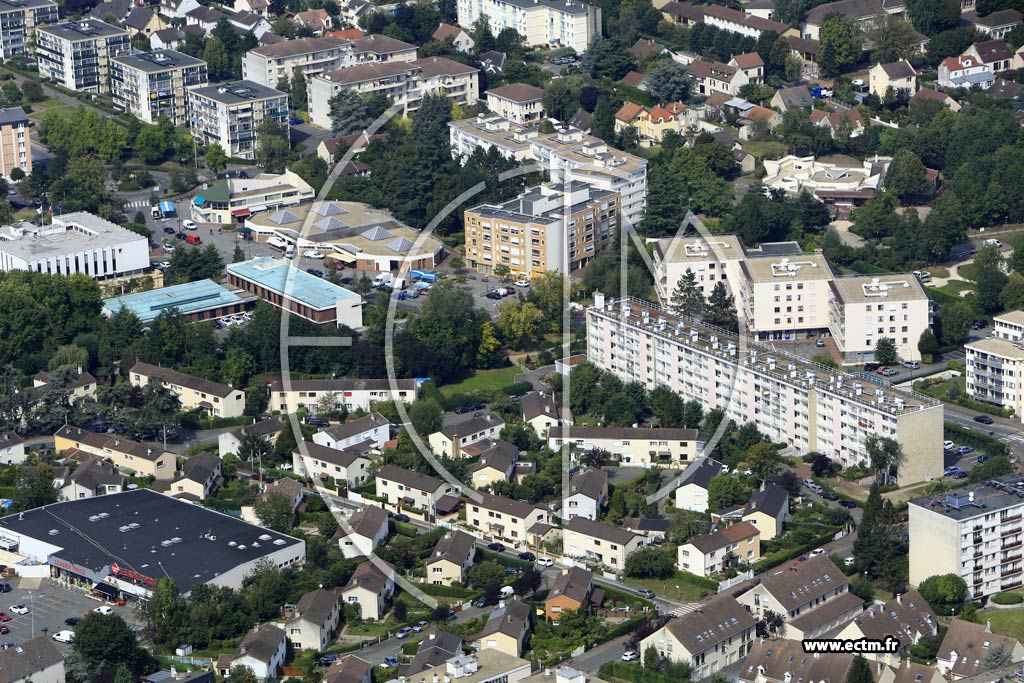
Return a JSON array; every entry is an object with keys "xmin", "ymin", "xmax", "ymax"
[
  {"xmin": 0, "ymin": 613, "xmax": 9, "ymax": 622},
  {"xmin": 0, "ymin": 624, "xmax": 9, "ymax": 634}
]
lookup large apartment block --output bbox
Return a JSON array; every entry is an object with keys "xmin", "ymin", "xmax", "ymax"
[
  {"xmin": 652, "ymin": 234, "xmax": 745, "ymax": 304},
  {"xmin": 449, "ymin": 115, "xmax": 648, "ymax": 227},
  {"xmin": 242, "ymin": 35, "xmax": 417, "ymax": 89},
  {"xmin": 828, "ymin": 274, "xmax": 931, "ymax": 363},
  {"xmin": 187, "ymin": 80, "xmax": 288, "ymax": 160},
  {"xmin": 740, "ymin": 251, "xmax": 835, "ymax": 339},
  {"xmin": 909, "ymin": 476, "xmax": 1024, "ymax": 599},
  {"xmin": 0, "ymin": 107, "xmax": 30, "ymax": 179},
  {"xmin": 586, "ymin": 294, "xmax": 943, "ymax": 484},
  {"xmin": 456, "ymin": 0, "xmax": 601, "ymax": 53},
  {"xmin": 36, "ymin": 19, "xmax": 131, "ymax": 93},
  {"xmin": 464, "ymin": 180, "xmax": 618, "ymax": 279},
  {"xmin": 308, "ymin": 56, "xmax": 479, "ymax": 127},
  {"xmin": 110, "ymin": 50, "xmax": 208, "ymax": 126},
  {"xmin": 0, "ymin": 0, "xmax": 58, "ymax": 60},
  {"xmin": 965, "ymin": 311, "xmax": 1024, "ymax": 420}
]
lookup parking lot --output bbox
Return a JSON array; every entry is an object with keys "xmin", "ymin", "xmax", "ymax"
[{"xmin": 0, "ymin": 578, "xmax": 140, "ymax": 648}]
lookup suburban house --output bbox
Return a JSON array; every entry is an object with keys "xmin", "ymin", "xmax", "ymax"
[
  {"xmin": 738, "ymin": 638, "xmax": 854, "ymax": 683},
  {"xmin": 912, "ymin": 87, "xmax": 963, "ymax": 112},
  {"xmin": 869, "ymin": 60, "xmax": 918, "ymax": 98},
  {"xmin": 432, "ymin": 23, "xmax": 473, "ymax": 52},
  {"xmin": 286, "ymin": 587, "xmax": 343, "ymax": 651},
  {"xmin": 640, "ymin": 594, "xmax": 756, "ymax": 679},
  {"xmin": 729, "ymin": 53, "xmax": 764, "ymax": 83},
  {"xmin": 545, "ymin": 567, "xmax": 599, "ymax": 623},
  {"xmin": 563, "ymin": 468, "xmax": 608, "ymax": 521},
  {"xmin": 375, "ymin": 465, "xmax": 456, "ymax": 520},
  {"xmin": 466, "ymin": 440, "xmax": 518, "ymax": 489},
  {"xmin": 563, "ymin": 517, "xmax": 645, "ymax": 570},
  {"xmin": 402, "ymin": 632, "xmax": 463, "ymax": 675},
  {"xmin": 216, "ymin": 624, "xmax": 287, "ymax": 680},
  {"xmin": 521, "ymin": 392, "xmax": 569, "ymax": 436},
  {"xmin": 125, "ymin": 7, "xmax": 166, "ymax": 37},
  {"xmin": 425, "ymin": 530, "xmax": 477, "ymax": 586},
  {"xmin": 162, "ymin": 451, "xmax": 222, "ymax": 501},
  {"xmin": 936, "ymin": 619, "xmax": 1024, "ymax": 680},
  {"xmin": 878, "ymin": 662, "xmax": 948, "ymax": 683},
  {"xmin": 429, "ymin": 414, "xmax": 505, "ymax": 458},
  {"xmin": 60, "ymin": 458, "xmax": 125, "ymax": 500},
  {"xmin": 690, "ymin": 58, "xmax": 749, "ymax": 97},
  {"xmin": 219, "ymin": 416, "xmax": 287, "ymax": 458},
  {"xmin": 770, "ymin": 85, "xmax": 813, "ymax": 112},
  {"xmin": 736, "ymin": 555, "xmax": 864, "ymax": 641},
  {"xmin": 674, "ymin": 458, "xmax": 725, "ymax": 512},
  {"xmin": 324, "ymin": 656, "xmax": 373, "ymax": 683},
  {"xmin": 241, "ymin": 477, "xmax": 305, "ymax": 526},
  {"xmin": 834, "ymin": 590, "xmax": 937, "ymax": 665},
  {"xmin": 342, "ymin": 559, "xmax": 396, "ymax": 620},
  {"xmin": 810, "ymin": 108, "xmax": 865, "ymax": 138},
  {"xmin": 621, "ymin": 517, "xmax": 672, "ymax": 542},
  {"xmin": 801, "ymin": 0, "xmax": 906, "ymax": 41},
  {"xmin": 548, "ymin": 426, "xmax": 699, "ymax": 468},
  {"xmin": 614, "ymin": 101, "xmax": 698, "ymax": 146},
  {"xmin": 294, "ymin": 8, "xmax": 331, "ymax": 34},
  {"xmin": 466, "ymin": 493, "xmax": 551, "ymax": 547},
  {"xmin": 678, "ymin": 521, "xmax": 760, "ymax": 578},
  {"xmin": 335, "ymin": 504, "xmax": 389, "ymax": 559},
  {"xmin": 938, "ymin": 55, "xmax": 994, "ymax": 90},
  {"xmin": 485, "ymin": 84, "xmax": 544, "ymax": 125},
  {"xmin": 55, "ymin": 425, "xmax": 174, "ymax": 479},
  {"xmin": 0, "ymin": 636, "xmax": 65, "ymax": 683},
  {"xmin": 973, "ymin": 8, "xmax": 1022, "ymax": 39},
  {"xmin": 470, "ymin": 599, "xmax": 531, "ymax": 657},
  {"xmin": 737, "ymin": 484, "xmax": 790, "ymax": 541},
  {"xmin": 32, "ymin": 370, "xmax": 97, "ymax": 403},
  {"xmin": 312, "ymin": 413, "xmax": 391, "ymax": 451},
  {"xmin": 130, "ymin": 361, "xmax": 245, "ymax": 418},
  {"xmin": 292, "ymin": 442, "xmax": 371, "ymax": 488},
  {"xmin": 631, "ymin": 38, "xmax": 667, "ymax": 61},
  {"xmin": 0, "ymin": 432, "xmax": 25, "ymax": 465},
  {"xmin": 963, "ymin": 40, "xmax": 1015, "ymax": 73}
]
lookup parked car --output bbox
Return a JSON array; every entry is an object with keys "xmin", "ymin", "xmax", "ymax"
[
  {"xmin": 518, "ymin": 551, "xmax": 536, "ymax": 561},
  {"xmin": 289, "ymin": 117, "xmax": 304, "ymax": 125},
  {"xmin": 396, "ymin": 627, "xmax": 413, "ymax": 639},
  {"xmin": 816, "ymin": 339, "xmax": 826, "ymax": 347},
  {"xmin": 537, "ymin": 557, "xmax": 554, "ymax": 568},
  {"xmin": 971, "ymin": 320, "xmax": 987, "ymax": 330},
  {"xmin": 943, "ymin": 440, "xmax": 955, "ymax": 450},
  {"xmin": 64, "ymin": 616, "xmax": 81, "ymax": 626},
  {"xmin": 163, "ymin": 226, "xmax": 175, "ymax": 234},
  {"xmin": 413, "ymin": 620, "xmax": 429, "ymax": 632},
  {"xmin": 864, "ymin": 363, "xmax": 881, "ymax": 371},
  {"xmin": 10, "ymin": 605, "xmax": 28, "ymax": 615},
  {"xmin": 820, "ymin": 490, "xmax": 838, "ymax": 501},
  {"xmin": 306, "ymin": 269, "xmax": 324, "ymax": 278},
  {"xmin": 843, "ymin": 557, "xmax": 855, "ymax": 567},
  {"xmin": 0, "ymin": 624, "xmax": 8, "ymax": 635},
  {"xmin": 978, "ymin": 455, "xmax": 990, "ymax": 463},
  {"xmin": 487, "ymin": 542, "xmax": 506, "ymax": 553},
  {"xmin": 809, "ymin": 548, "xmax": 825, "ymax": 558},
  {"xmin": 473, "ymin": 597, "xmax": 492, "ymax": 608},
  {"xmin": 514, "ymin": 280, "xmax": 530, "ymax": 287},
  {"xmin": 637, "ymin": 589, "xmax": 655, "ymax": 599},
  {"xmin": 381, "ymin": 657, "xmax": 399, "ymax": 668},
  {"xmin": 902, "ymin": 361, "xmax": 920, "ymax": 370},
  {"xmin": 485, "ymin": 291, "xmax": 503, "ymax": 300},
  {"xmin": 622, "ymin": 652, "xmax": 639, "ymax": 662},
  {"xmin": 505, "ymin": 567, "xmax": 521, "ymax": 575},
  {"xmin": 393, "ymin": 513, "xmax": 411, "ymax": 523},
  {"xmin": 304, "ymin": 250, "xmax": 325, "ymax": 259},
  {"xmin": 471, "ymin": 403, "xmax": 485, "ymax": 410},
  {"xmin": 175, "ymin": 231, "xmax": 187, "ymax": 240},
  {"xmin": 306, "ymin": 417, "xmax": 329, "ymax": 428},
  {"xmin": 957, "ymin": 446, "xmax": 974, "ymax": 455},
  {"xmin": 0, "ymin": 613, "xmax": 9, "ymax": 622},
  {"xmin": 974, "ymin": 415, "xmax": 994, "ymax": 425},
  {"xmin": 839, "ymin": 500, "xmax": 856, "ymax": 509},
  {"xmin": 182, "ymin": 220, "xmax": 197, "ymax": 230}
]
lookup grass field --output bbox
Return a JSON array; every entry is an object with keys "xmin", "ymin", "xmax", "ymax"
[
  {"xmin": 935, "ymin": 280, "xmax": 974, "ymax": 297},
  {"xmin": 742, "ymin": 140, "xmax": 788, "ymax": 159},
  {"xmin": 620, "ymin": 571, "xmax": 718, "ymax": 602},
  {"xmin": 439, "ymin": 366, "xmax": 521, "ymax": 397},
  {"xmin": 987, "ymin": 607, "xmax": 1024, "ymax": 642}
]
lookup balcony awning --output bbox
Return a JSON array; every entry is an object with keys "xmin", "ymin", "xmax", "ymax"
[
  {"xmin": 231, "ymin": 209, "xmax": 251, "ymax": 217},
  {"xmin": 193, "ymin": 195, "xmax": 207, "ymax": 206}
]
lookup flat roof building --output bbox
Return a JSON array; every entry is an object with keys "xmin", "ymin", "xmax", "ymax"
[
  {"xmin": 102, "ymin": 279, "xmax": 251, "ymax": 323},
  {"xmin": 0, "ymin": 212, "xmax": 150, "ymax": 279},
  {"xmin": 187, "ymin": 80, "xmax": 288, "ymax": 161},
  {"xmin": 0, "ymin": 488, "xmax": 305, "ymax": 598},
  {"xmin": 828, "ymin": 274, "xmax": 931, "ymax": 363},
  {"xmin": 191, "ymin": 170, "xmax": 315, "ymax": 224},
  {"xmin": 0, "ymin": 0, "xmax": 58, "ymax": 60},
  {"xmin": 456, "ymin": 0, "xmax": 600, "ymax": 53},
  {"xmin": 111, "ymin": 49, "xmax": 208, "ymax": 126},
  {"xmin": 36, "ymin": 19, "xmax": 131, "ymax": 92},
  {"xmin": 0, "ymin": 106, "xmax": 31, "ymax": 180},
  {"xmin": 227, "ymin": 257, "xmax": 363, "ymax": 328}
]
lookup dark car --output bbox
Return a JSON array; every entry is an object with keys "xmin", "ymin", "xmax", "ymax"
[
  {"xmin": 163, "ymin": 226, "xmax": 175, "ymax": 234},
  {"xmin": 820, "ymin": 490, "xmax": 839, "ymax": 501},
  {"xmin": 339, "ymin": 276, "xmax": 353, "ymax": 284},
  {"xmin": 971, "ymin": 320, "xmax": 987, "ymax": 330},
  {"xmin": 473, "ymin": 597, "xmax": 490, "ymax": 608},
  {"xmin": 65, "ymin": 616, "xmax": 82, "ymax": 626},
  {"xmin": 289, "ymin": 117, "xmax": 304, "ymax": 125},
  {"xmin": 839, "ymin": 500, "xmax": 856, "ymax": 509},
  {"xmin": 487, "ymin": 542, "xmax": 506, "ymax": 553},
  {"xmin": 518, "ymin": 551, "xmax": 536, "ymax": 561},
  {"xmin": 485, "ymin": 291, "xmax": 502, "ymax": 300},
  {"xmin": 258, "ymin": 412, "xmax": 271, "ymax": 421},
  {"xmin": 505, "ymin": 567, "xmax": 521, "ymax": 575},
  {"xmin": 236, "ymin": 170, "xmax": 250, "ymax": 179},
  {"xmin": 978, "ymin": 455, "xmax": 990, "ymax": 463},
  {"xmin": 864, "ymin": 363, "xmax": 881, "ymax": 371},
  {"xmin": 317, "ymin": 654, "xmax": 339, "ymax": 667},
  {"xmin": 394, "ymin": 513, "xmax": 411, "ymax": 523},
  {"xmin": 974, "ymin": 415, "xmax": 994, "ymax": 425},
  {"xmin": 306, "ymin": 417, "xmax": 329, "ymax": 427},
  {"xmin": 306, "ymin": 269, "xmax": 324, "ymax": 278},
  {"xmin": 454, "ymin": 406, "xmax": 473, "ymax": 414},
  {"xmin": 472, "ymin": 403, "xmax": 485, "ymax": 410},
  {"xmin": 473, "ymin": 411, "xmax": 485, "ymax": 418},
  {"xmin": 175, "ymin": 231, "xmax": 187, "ymax": 240}
]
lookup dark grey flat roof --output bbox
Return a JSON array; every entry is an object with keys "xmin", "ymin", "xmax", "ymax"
[
  {"xmin": 0, "ymin": 488, "xmax": 303, "ymax": 592},
  {"xmin": 39, "ymin": 18, "xmax": 128, "ymax": 40},
  {"xmin": 189, "ymin": 80, "xmax": 286, "ymax": 105},
  {"xmin": 0, "ymin": 106, "xmax": 28, "ymax": 127},
  {"xmin": 113, "ymin": 49, "xmax": 206, "ymax": 73}
]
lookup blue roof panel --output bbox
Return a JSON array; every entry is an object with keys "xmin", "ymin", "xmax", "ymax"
[
  {"xmin": 103, "ymin": 279, "xmax": 242, "ymax": 323},
  {"xmin": 227, "ymin": 257, "xmax": 359, "ymax": 310}
]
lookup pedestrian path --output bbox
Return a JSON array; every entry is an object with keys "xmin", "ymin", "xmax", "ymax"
[{"xmin": 663, "ymin": 602, "xmax": 701, "ymax": 617}]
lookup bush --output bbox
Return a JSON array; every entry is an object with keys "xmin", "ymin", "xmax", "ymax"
[
  {"xmin": 501, "ymin": 381, "xmax": 533, "ymax": 396},
  {"xmin": 992, "ymin": 592, "xmax": 1023, "ymax": 605}
]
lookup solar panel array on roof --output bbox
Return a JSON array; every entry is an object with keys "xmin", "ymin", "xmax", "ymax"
[{"xmin": 361, "ymin": 226, "xmax": 395, "ymax": 241}]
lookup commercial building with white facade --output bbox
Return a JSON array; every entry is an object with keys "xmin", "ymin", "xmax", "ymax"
[
  {"xmin": 110, "ymin": 49, "xmax": 208, "ymax": 125},
  {"xmin": 0, "ymin": 0, "xmax": 58, "ymax": 60},
  {"xmin": 652, "ymin": 233, "xmax": 745, "ymax": 304},
  {"xmin": 828, "ymin": 274, "xmax": 931, "ymax": 363},
  {"xmin": 909, "ymin": 475, "xmax": 1024, "ymax": 599},
  {"xmin": 456, "ymin": 0, "xmax": 600, "ymax": 53},
  {"xmin": 586, "ymin": 294, "xmax": 943, "ymax": 484},
  {"xmin": 0, "ymin": 212, "xmax": 149, "ymax": 279},
  {"xmin": 187, "ymin": 80, "xmax": 289, "ymax": 160},
  {"xmin": 36, "ymin": 19, "xmax": 130, "ymax": 92},
  {"xmin": 965, "ymin": 311, "xmax": 1024, "ymax": 420}
]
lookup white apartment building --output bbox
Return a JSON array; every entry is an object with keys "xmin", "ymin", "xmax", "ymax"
[
  {"xmin": 828, "ymin": 274, "xmax": 931, "ymax": 364},
  {"xmin": 652, "ymin": 233, "xmax": 745, "ymax": 305},
  {"xmin": 586, "ymin": 294, "xmax": 943, "ymax": 484},
  {"xmin": 110, "ymin": 50, "xmax": 208, "ymax": 126},
  {"xmin": 0, "ymin": 0, "xmax": 58, "ymax": 60},
  {"xmin": 965, "ymin": 311, "xmax": 1024, "ymax": 418},
  {"xmin": 36, "ymin": 20, "xmax": 131, "ymax": 93},
  {"xmin": 449, "ymin": 116, "xmax": 647, "ymax": 228},
  {"xmin": 269, "ymin": 378, "xmax": 418, "ymax": 414},
  {"xmin": 130, "ymin": 361, "xmax": 245, "ymax": 418},
  {"xmin": 187, "ymin": 80, "xmax": 289, "ymax": 160},
  {"xmin": 456, "ymin": 0, "xmax": 601, "ymax": 53},
  {"xmin": 486, "ymin": 83, "xmax": 544, "ymax": 124},
  {"xmin": 563, "ymin": 516, "xmax": 645, "ymax": 570},
  {"xmin": 308, "ymin": 57, "xmax": 479, "ymax": 128},
  {"xmin": 547, "ymin": 425, "xmax": 699, "ymax": 468},
  {"xmin": 243, "ymin": 36, "xmax": 351, "ymax": 88},
  {"xmin": 740, "ymin": 252, "xmax": 835, "ymax": 339},
  {"xmin": 0, "ymin": 212, "xmax": 149, "ymax": 279},
  {"xmin": 909, "ymin": 476, "xmax": 1024, "ymax": 599},
  {"xmin": 374, "ymin": 465, "xmax": 456, "ymax": 520}
]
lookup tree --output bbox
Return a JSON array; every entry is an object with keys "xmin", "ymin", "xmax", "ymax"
[
  {"xmin": 847, "ymin": 656, "xmax": 873, "ymax": 683},
  {"xmin": 542, "ymin": 78, "xmax": 579, "ymax": 122},
  {"xmin": 649, "ymin": 385, "xmax": 685, "ymax": 427},
  {"xmin": 21, "ymin": 80, "xmax": 43, "ymax": 102},
  {"xmin": 14, "ymin": 464, "xmax": 58, "ymax": 512},
  {"xmin": 408, "ymin": 399, "xmax": 443, "ymax": 436},
  {"xmin": 624, "ymin": 546, "xmax": 676, "ymax": 578},
  {"xmin": 222, "ymin": 347, "xmax": 257, "ymax": 388},
  {"xmin": 810, "ymin": 452, "xmax": 837, "ymax": 478},
  {"xmin": 646, "ymin": 61, "xmax": 690, "ymax": 103},
  {"xmin": 513, "ymin": 566, "xmax": 544, "ymax": 595},
  {"xmin": 256, "ymin": 119, "xmax": 291, "ymax": 172},
  {"xmin": 705, "ymin": 281, "xmax": 738, "ymax": 332},
  {"xmin": 669, "ymin": 270, "xmax": 704, "ymax": 319},
  {"xmin": 291, "ymin": 66, "xmax": 308, "ymax": 111},
  {"xmin": 145, "ymin": 578, "xmax": 187, "ymax": 646},
  {"xmin": 866, "ymin": 435, "xmax": 901, "ymax": 485},
  {"xmin": 254, "ymin": 492, "xmax": 295, "ymax": 532},
  {"xmin": 587, "ymin": 38, "xmax": 636, "ymax": 80},
  {"xmin": 329, "ymin": 90, "xmax": 372, "ymax": 136},
  {"xmin": 668, "ymin": 510, "xmax": 708, "ymax": 544},
  {"xmin": 393, "ymin": 600, "xmax": 408, "ymax": 622},
  {"xmin": 233, "ymin": 245, "xmax": 246, "ymax": 263},
  {"xmin": 708, "ymin": 475, "xmax": 751, "ymax": 511},
  {"xmin": 919, "ymin": 574, "xmax": 968, "ymax": 615},
  {"xmin": 471, "ymin": 15, "xmax": 495, "ymax": 51},
  {"xmin": 225, "ymin": 666, "xmax": 259, "ymax": 683},
  {"xmin": 849, "ymin": 574, "xmax": 875, "ymax": 601},
  {"xmin": 968, "ymin": 455, "xmax": 1013, "ymax": 483},
  {"xmin": 884, "ymin": 149, "xmax": 928, "ymax": 202},
  {"xmin": 918, "ymin": 329, "xmax": 939, "ymax": 361},
  {"xmin": 975, "ymin": 244, "xmax": 1009, "ymax": 314},
  {"xmin": 906, "ymin": 0, "xmax": 960, "ymax": 35},
  {"xmin": 746, "ymin": 442, "xmax": 780, "ymax": 483},
  {"xmin": 982, "ymin": 643, "xmax": 1015, "ymax": 669},
  {"xmin": 874, "ymin": 337, "xmax": 897, "ymax": 365},
  {"xmin": 205, "ymin": 143, "xmax": 228, "ymax": 172},
  {"xmin": 818, "ymin": 15, "xmax": 861, "ymax": 78},
  {"xmin": 74, "ymin": 612, "xmax": 150, "ymax": 673},
  {"xmin": 755, "ymin": 610, "xmax": 785, "ymax": 638},
  {"xmin": 496, "ymin": 300, "xmax": 544, "ymax": 349},
  {"xmin": 469, "ymin": 560, "xmax": 506, "ymax": 589},
  {"xmin": 866, "ymin": 15, "xmax": 923, "ymax": 63}
]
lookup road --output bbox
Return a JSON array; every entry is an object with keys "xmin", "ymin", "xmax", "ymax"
[{"xmin": 944, "ymin": 403, "xmax": 1024, "ymax": 460}]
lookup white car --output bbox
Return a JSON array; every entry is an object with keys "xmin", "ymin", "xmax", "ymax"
[
  {"xmin": 943, "ymin": 440, "xmax": 955, "ymax": 450},
  {"xmin": 182, "ymin": 220, "xmax": 197, "ymax": 230},
  {"xmin": 537, "ymin": 557, "xmax": 554, "ymax": 568},
  {"xmin": 93, "ymin": 606, "xmax": 114, "ymax": 615},
  {"xmin": 844, "ymin": 557, "xmax": 855, "ymax": 567},
  {"xmin": 304, "ymin": 250, "xmax": 325, "ymax": 259},
  {"xmin": 9, "ymin": 604, "xmax": 28, "ymax": 615},
  {"xmin": 52, "ymin": 630, "xmax": 75, "ymax": 644},
  {"xmin": 809, "ymin": 548, "xmax": 826, "ymax": 558},
  {"xmin": 514, "ymin": 280, "xmax": 530, "ymax": 287},
  {"xmin": 622, "ymin": 651, "xmax": 639, "ymax": 662}
]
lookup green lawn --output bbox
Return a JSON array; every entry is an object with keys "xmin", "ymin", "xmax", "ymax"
[
  {"xmin": 958, "ymin": 263, "xmax": 978, "ymax": 282},
  {"xmin": 987, "ymin": 607, "xmax": 1024, "ymax": 642},
  {"xmin": 742, "ymin": 140, "xmax": 788, "ymax": 160},
  {"xmin": 439, "ymin": 366, "xmax": 521, "ymax": 397},
  {"xmin": 620, "ymin": 571, "xmax": 717, "ymax": 602},
  {"xmin": 935, "ymin": 280, "xmax": 974, "ymax": 297}
]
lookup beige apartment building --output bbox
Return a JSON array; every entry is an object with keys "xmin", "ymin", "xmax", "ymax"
[
  {"xmin": 36, "ymin": 19, "xmax": 131, "ymax": 93},
  {"xmin": 243, "ymin": 36, "xmax": 350, "ymax": 88},
  {"xmin": 110, "ymin": 50, "xmax": 208, "ymax": 125},
  {"xmin": 0, "ymin": 0, "xmax": 58, "ymax": 60},
  {"xmin": 0, "ymin": 107, "xmax": 31, "ymax": 179},
  {"xmin": 54, "ymin": 425, "xmax": 174, "ymax": 479},
  {"xmin": 740, "ymin": 252, "xmax": 835, "ymax": 339},
  {"xmin": 464, "ymin": 181, "xmax": 619, "ymax": 279},
  {"xmin": 547, "ymin": 426, "xmax": 699, "ymax": 468},
  {"xmin": 828, "ymin": 274, "xmax": 931, "ymax": 364},
  {"xmin": 966, "ymin": 311, "xmax": 1024, "ymax": 420},
  {"xmin": 130, "ymin": 361, "xmax": 245, "ymax": 418},
  {"xmin": 374, "ymin": 465, "xmax": 456, "ymax": 520},
  {"xmin": 587, "ymin": 294, "xmax": 943, "ymax": 484},
  {"xmin": 269, "ymin": 377, "xmax": 418, "ymax": 414},
  {"xmin": 187, "ymin": 80, "xmax": 289, "ymax": 160},
  {"xmin": 425, "ymin": 529, "xmax": 476, "ymax": 586},
  {"xmin": 678, "ymin": 521, "xmax": 760, "ymax": 578},
  {"xmin": 909, "ymin": 476, "xmax": 1024, "ymax": 599},
  {"xmin": 652, "ymin": 233, "xmax": 745, "ymax": 305},
  {"xmin": 466, "ymin": 492, "xmax": 551, "ymax": 547},
  {"xmin": 563, "ymin": 516, "xmax": 645, "ymax": 570},
  {"xmin": 485, "ymin": 84, "xmax": 544, "ymax": 124}
]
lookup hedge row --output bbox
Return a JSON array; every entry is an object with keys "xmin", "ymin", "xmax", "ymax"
[{"xmin": 992, "ymin": 592, "xmax": 1023, "ymax": 605}]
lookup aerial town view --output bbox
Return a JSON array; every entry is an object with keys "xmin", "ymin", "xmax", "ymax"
[{"xmin": 1, "ymin": 1, "xmax": 1024, "ymax": 683}]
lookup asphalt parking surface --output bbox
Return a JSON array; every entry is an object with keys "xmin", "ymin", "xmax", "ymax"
[{"xmin": 0, "ymin": 579, "xmax": 140, "ymax": 648}]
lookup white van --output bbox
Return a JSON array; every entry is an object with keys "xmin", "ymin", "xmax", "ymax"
[
  {"xmin": 499, "ymin": 586, "xmax": 515, "ymax": 600},
  {"xmin": 985, "ymin": 239, "xmax": 1004, "ymax": 248},
  {"xmin": 284, "ymin": 244, "xmax": 295, "ymax": 259},
  {"xmin": 267, "ymin": 236, "xmax": 288, "ymax": 251},
  {"xmin": 373, "ymin": 273, "xmax": 393, "ymax": 288},
  {"xmin": 392, "ymin": 277, "xmax": 407, "ymax": 291}
]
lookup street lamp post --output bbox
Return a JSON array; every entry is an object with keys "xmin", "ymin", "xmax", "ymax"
[{"xmin": 29, "ymin": 591, "xmax": 34, "ymax": 637}]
